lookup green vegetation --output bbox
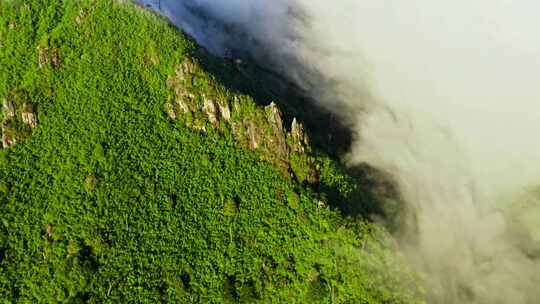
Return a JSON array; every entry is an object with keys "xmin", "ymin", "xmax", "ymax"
[{"xmin": 0, "ymin": 0, "xmax": 424, "ymax": 302}]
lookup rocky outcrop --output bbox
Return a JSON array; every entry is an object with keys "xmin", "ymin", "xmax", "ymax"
[
  {"xmin": 1, "ymin": 94, "xmax": 38, "ymax": 148},
  {"xmin": 289, "ymin": 118, "xmax": 309, "ymax": 153},
  {"xmin": 163, "ymin": 59, "xmax": 313, "ymax": 178},
  {"xmin": 266, "ymin": 102, "xmax": 286, "ymax": 139},
  {"xmin": 245, "ymin": 120, "xmax": 260, "ymax": 150},
  {"xmin": 218, "ymin": 101, "xmax": 231, "ymax": 121},
  {"xmin": 165, "ymin": 61, "xmax": 195, "ymax": 105},
  {"xmin": 2, "ymin": 98, "xmax": 15, "ymax": 118},
  {"xmin": 36, "ymin": 45, "xmax": 60, "ymax": 69},
  {"xmin": 165, "ymin": 59, "xmax": 231, "ymax": 132},
  {"xmin": 202, "ymin": 98, "xmax": 219, "ymax": 126},
  {"xmin": 21, "ymin": 103, "xmax": 38, "ymax": 129}
]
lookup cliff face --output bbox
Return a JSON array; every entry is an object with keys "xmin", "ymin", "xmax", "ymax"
[{"xmin": 164, "ymin": 57, "xmax": 315, "ymax": 180}]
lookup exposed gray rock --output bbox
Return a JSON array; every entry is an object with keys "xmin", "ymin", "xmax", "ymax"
[
  {"xmin": 36, "ymin": 45, "xmax": 60, "ymax": 69},
  {"xmin": 163, "ymin": 60, "xmax": 316, "ymax": 179},
  {"xmin": 165, "ymin": 98, "xmax": 192, "ymax": 120},
  {"xmin": 2, "ymin": 98, "xmax": 15, "ymax": 119},
  {"xmin": 233, "ymin": 96, "xmax": 241, "ymax": 113},
  {"xmin": 264, "ymin": 101, "xmax": 289, "ymax": 158},
  {"xmin": 289, "ymin": 118, "xmax": 308, "ymax": 153},
  {"xmin": 218, "ymin": 101, "xmax": 231, "ymax": 121},
  {"xmin": 1, "ymin": 128, "xmax": 16, "ymax": 149},
  {"xmin": 173, "ymin": 63, "xmax": 186, "ymax": 82},
  {"xmin": 203, "ymin": 98, "xmax": 218, "ymax": 125},
  {"xmin": 181, "ymin": 59, "xmax": 196, "ymax": 74},
  {"xmin": 51, "ymin": 51, "xmax": 60, "ymax": 68},
  {"xmin": 1, "ymin": 96, "xmax": 37, "ymax": 148},
  {"xmin": 247, "ymin": 121, "xmax": 259, "ymax": 150},
  {"xmin": 36, "ymin": 45, "xmax": 48, "ymax": 68},
  {"xmin": 265, "ymin": 102, "xmax": 285, "ymax": 137},
  {"xmin": 21, "ymin": 103, "xmax": 37, "ymax": 129},
  {"xmin": 172, "ymin": 87, "xmax": 194, "ymax": 100},
  {"xmin": 176, "ymin": 98, "xmax": 190, "ymax": 114}
]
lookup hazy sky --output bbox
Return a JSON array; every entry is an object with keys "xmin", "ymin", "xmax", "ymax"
[{"xmin": 315, "ymin": 0, "xmax": 540, "ymax": 190}]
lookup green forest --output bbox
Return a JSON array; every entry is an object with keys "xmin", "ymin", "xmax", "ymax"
[{"xmin": 0, "ymin": 0, "xmax": 424, "ymax": 302}]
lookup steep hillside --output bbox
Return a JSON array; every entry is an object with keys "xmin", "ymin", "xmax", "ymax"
[{"xmin": 0, "ymin": 1, "xmax": 423, "ymax": 303}]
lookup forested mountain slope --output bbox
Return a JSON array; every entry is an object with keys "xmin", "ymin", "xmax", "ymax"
[{"xmin": 0, "ymin": 1, "xmax": 423, "ymax": 302}]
